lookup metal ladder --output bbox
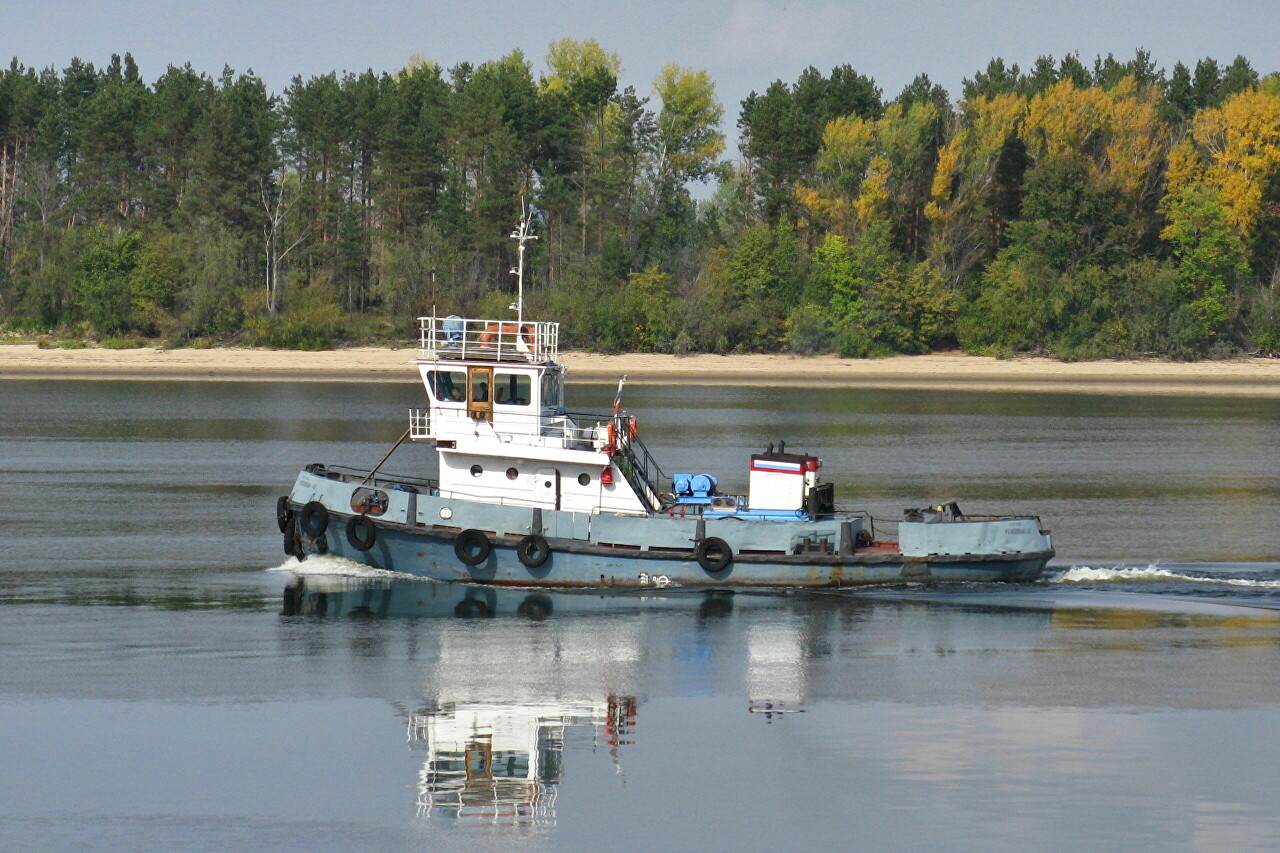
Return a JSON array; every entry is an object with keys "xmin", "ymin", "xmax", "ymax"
[{"xmin": 611, "ymin": 415, "xmax": 667, "ymax": 513}]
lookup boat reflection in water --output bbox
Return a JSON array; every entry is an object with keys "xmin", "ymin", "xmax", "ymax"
[
  {"xmin": 280, "ymin": 574, "xmax": 807, "ymax": 824},
  {"xmin": 279, "ymin": 573, "xmax": 1058, "ymax": 826},
  {"xmin": 405, "ymin": 695, "xmax": 636, "ymax": 824}
]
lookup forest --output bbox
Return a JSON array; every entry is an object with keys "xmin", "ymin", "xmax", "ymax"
[{"xmin": 1, "ymin": 42, "xmax": 1279, "ymax": 358}]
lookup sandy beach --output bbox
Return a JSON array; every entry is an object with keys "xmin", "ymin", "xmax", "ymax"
[{"xmin": 2, "ymin": 343, "xmax": 1280, "ymax": 397}]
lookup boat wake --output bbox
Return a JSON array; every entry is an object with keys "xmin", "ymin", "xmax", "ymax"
[
  {"xmin": 1049, "ymin": 565, "xmax": 1280, "ymax": 589},
  {"xmin": 268, "ymin": 555, "xmax": 420, "ymax": 581}
]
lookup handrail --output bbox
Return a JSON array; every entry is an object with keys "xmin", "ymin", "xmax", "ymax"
[
  {"xmin": 417, "ymin": 405, "xmax": 621, "ymax": 451},
  {"xmin": 307, "ymin": 463, "xmax": 439, "ymax": 492},
  {"xmin": 610, "ymin": 414, "xmax": 668, "ymax": 512},
  {"xmin": 418, "ymin": 315, "xmax": 559, "ymax": 363}
]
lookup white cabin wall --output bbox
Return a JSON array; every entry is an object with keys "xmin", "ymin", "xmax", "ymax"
[
  {"xmin": 439, "ymin": 451, "xmax": 544, "ymax": 508},
  {"xmin": 437, "ymin": 450, "xmax": 647, "ymax": 515}
]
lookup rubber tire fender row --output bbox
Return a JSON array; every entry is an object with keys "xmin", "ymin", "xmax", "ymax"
[
  {"xmin": 695, "ymin": 536, "xmax": 733, "ymax": 573},
  {"xmin": 516, "ymin": 534, "xmax": 551, "ymax": 568},
  {"xmin": 454, "ymin": 529, "xmax": 491, "ymax": 566},
  {"xmin": 346, "ymin": 515, "xmax": 377, "ymax": 551},
  {"xmin": 300, "ymin": 501, "xmax": 329, "ymax": 537}
]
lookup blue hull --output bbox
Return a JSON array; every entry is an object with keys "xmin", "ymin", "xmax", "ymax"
[{"xmin": 290, "ymin": 510, "xmax": 1051, "ymax": 589}]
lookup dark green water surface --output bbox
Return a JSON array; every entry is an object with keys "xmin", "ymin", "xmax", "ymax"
[{"xmin": 2, "ymin": 379, "xmax": 1278, "ymax": 851}]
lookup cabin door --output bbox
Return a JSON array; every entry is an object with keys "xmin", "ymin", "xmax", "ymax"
[
  {"xmin": 467, "ymin": 366, "xmax": 493, "ymax": 422},
  {"xmin": 536, "ymin": 468, "xmax": 560, "ymax": 510}
]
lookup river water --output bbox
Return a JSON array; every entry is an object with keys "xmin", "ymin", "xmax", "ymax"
[{"xmin": 2, "ymin": 379, "xmax": 1279, "ymax": 851}]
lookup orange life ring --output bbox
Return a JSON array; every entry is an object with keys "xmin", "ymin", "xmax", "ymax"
[
  {"xmin": 479, "ymin": 323, "xmax": 534, "ymax": 347},
  {"xmin": 606, "ymin": 422, "xmax": 616, "ymax": 444},
  {"xmin": 628, "ymin": 416, "xmax": 638, "ymax": 440}
]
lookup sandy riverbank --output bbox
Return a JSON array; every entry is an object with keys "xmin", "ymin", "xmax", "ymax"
[{"xmin": 2, "ymin": 343, "xmax": 1279, "ymax": 396}]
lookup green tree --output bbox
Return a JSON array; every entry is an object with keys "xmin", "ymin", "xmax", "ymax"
[
  {"xmin": 73, "ymin": 228, "xmax": 139, "ymax": 334},
  {"xmin": 740, "ymin": 65, "xmax": 881, "ymax": 218},
  {"xmin": 74, "ymin": 53, "xmax": 149, "ymax": 220},
  {"xmin": 1162, "ymin": 184, "xmax": 1249, "ymax": 351},
  {"xmin": 144, "ymin": 64, "xmax": 214, "ymax": 224},
  {"xmin": 189, "ymin": 68, "xmax": 276, "ymax": 233}
]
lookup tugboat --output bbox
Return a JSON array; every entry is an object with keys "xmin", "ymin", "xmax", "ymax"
[{"xmin": 276, "ymin": 219, "xmax": 1054, "ymax": 589}]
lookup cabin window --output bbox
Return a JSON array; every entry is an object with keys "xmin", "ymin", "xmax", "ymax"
[
  {"xmin": 428, "ymin": 370, "xmax": 467, "ymax": 402},
  {"xmin": 469, "ymin": 372, "xmax": 490, "ymax": 404},
  {"xmin": 349, "ymin": 487, "xmax": 389, "ymax": 516},
  {"xmin": 541, "ymin": 370, "xmax": 563, "ymax": 409},
  {"xmin": 577, "ymin": 473, "xmax": 590, "ymax": 486},
  {"xmin": 506, "ymin": 467, "xmax": 519, "ymax": 480},
  {"xmin": 470, "ymin": 464, "xmax": 483, "ymax": 477},
  {"xmin": 494, "ymin": 373, "xmax": 531, "ymax": 406}
]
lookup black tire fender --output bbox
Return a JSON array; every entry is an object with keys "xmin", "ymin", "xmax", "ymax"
[
  {"xmin": 516, "ymin": 534, "xmax": 551, "ymax": 568},
  {"xmin": 695, "ymin": 536, "xmax": 733, "ymax": 572},
  {"xmin": 283, "ymin": 524, "xmax": 304, "ymax": 559},
  {"xmin": 276, "ymin": 496, "xmax": 293, "ymax": 533},
  {"xmin": 454, "ymin": 529, "xmax": 491, "ymax": 566},
  {"xmin": 300, "ymin": 501, "xmax": 329, "ymax": 537},
  {"xmin": 346, "ymin": 515, "xmax": 377, "ymax": 551}
]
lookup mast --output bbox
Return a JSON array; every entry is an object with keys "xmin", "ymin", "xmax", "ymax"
[{"xmin": 510, "ymin": 202, "xmax": 538, "ymax": 325}]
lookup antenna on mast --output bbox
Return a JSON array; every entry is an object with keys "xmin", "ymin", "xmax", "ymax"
[{"xmin": 509, "ymin": 198, "xmax": 538, "ymax": 325}]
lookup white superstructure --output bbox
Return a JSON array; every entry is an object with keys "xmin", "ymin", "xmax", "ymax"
[{"xmin": 408, "ymin": 315, "xmax": 660, "ymax": 516}]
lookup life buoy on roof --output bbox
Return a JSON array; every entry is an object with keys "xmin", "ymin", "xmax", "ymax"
[{"xmin": 478, "ymin": 323, "xmax": 534, "ymax": 352}]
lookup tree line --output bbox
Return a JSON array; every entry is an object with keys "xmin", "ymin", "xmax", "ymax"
[{"xmin": 1, "ymin": 44, "xmax": 1278, "ymax": 358}]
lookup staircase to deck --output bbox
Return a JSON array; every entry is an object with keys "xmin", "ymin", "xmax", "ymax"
[{"xmin": 611, "ymin": 415, "xmax": 667, "ymax": 513}]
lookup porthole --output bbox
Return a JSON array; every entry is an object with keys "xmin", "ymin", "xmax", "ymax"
[
  {"xmin": 577, "ymin": 473, "xmax": 590, "ymax": 486},
  {"xmin": 506, "ymin": 467, "xmax": 519, "ymax": 480},
  {"xmin": 470, "ymin": 464, "xmax": 483, "ymax": 478}
]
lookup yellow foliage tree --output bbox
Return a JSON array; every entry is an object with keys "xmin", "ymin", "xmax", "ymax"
[
  {"xmin": 1020, "ymin": 77, "xmax": 1165, "ymax": 208},
  {"xmin": 925, "ymin": 93, "xmax": 1026, "ymax": 283},
  {"xmin": 1164, "ymin": 87, "xmax": 1280, "ymax": 239},
  {"xmin": 798, "ymin": 102, "xmax": 939, "ymax": 251}
]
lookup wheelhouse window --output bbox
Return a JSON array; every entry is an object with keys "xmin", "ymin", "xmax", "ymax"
[
  {"xmin": 494, "ymin": 373, "xmax": 532, "ymax": 406},
  {"xmin": 540, "ymin": 370, "xmax": 563, "ymax": 409},
  {"xmin": 427, "ymin": 370, "xmax": 467, "ymax": 402}
]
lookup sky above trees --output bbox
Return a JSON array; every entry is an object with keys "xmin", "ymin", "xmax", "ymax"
[{"xmin": 7, "ymin": 0, "xmax": 1278, "ymax": 145}]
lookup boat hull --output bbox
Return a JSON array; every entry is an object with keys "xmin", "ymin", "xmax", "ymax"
[{"xmin": 287, "ymin": 508, "xmax": 1053, "ymax": 589}]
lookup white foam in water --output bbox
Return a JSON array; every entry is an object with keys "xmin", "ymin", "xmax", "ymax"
[
  {"xmin": 267, "ymin": 555, "xmax": 419, "ymax": 581},
  {"xmin": 1049, "ymin": 565, "xmax": 1280, "ymax": 589}
]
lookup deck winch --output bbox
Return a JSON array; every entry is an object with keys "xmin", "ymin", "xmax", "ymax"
[{"xmin": 673, "ymin": 472, "xmax": 718, "ymax": 503}]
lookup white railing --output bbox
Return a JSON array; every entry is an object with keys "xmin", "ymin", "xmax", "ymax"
[
  {"xmin": 418, "ymin": 405, "xmax": 609, "ymax": 451},
  {"xmin": 418, "ymin": 316, "xmax": 559, "ymax": 363},
  {"xmin": 409, "ymin": 407, "xmax": 431, "ymax": 439}
]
